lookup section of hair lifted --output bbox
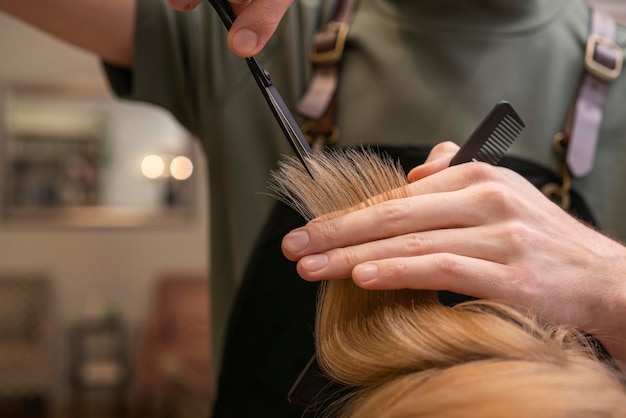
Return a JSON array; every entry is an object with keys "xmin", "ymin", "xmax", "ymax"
[{"xmin": 268, "ymin": 147, "xmax": 626, "ymax": 417}]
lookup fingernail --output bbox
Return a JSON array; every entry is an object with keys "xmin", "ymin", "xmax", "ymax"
[
  {"xmin": 232, "ymin": 29, "xmax": 258, "ymax": 55},
  {"xmin": 301, "ymin": 254, "xmax": 328, "ymax": 272},
  {"xmin": 354, "ymin": 264, "xmax": 378, "ymax": 282},
  {"xmin": 283, "ymin": 231, "xmax": 310, "ymax": 253}
]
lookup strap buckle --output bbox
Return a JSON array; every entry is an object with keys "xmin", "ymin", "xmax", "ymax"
[
  {"xmin": 309, "ymin": 22, "xmax": 349, "ymax": 65},
  {"xmin": 585, "ymin": 34, "xmax": 623, "ymax": 82},
  {"xmin": 301, "ymin": 121, "xmax": 340, "ymax": 152}
]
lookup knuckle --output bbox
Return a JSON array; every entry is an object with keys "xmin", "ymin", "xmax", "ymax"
[
  {"xmin": 335, "ymin": 247, "xmax": 361, "ymax": 269},
  {"xmin": 499, "ymin": 222, "xmax": 531, "ymax": 252},
  {"xmin": 257, "ymin": 2, "xmax": 284, "ymax": 26},
  {"xmin": 375, "ymin": 200, "xmax": 412, "ymax": 234},
  {"xmin": 385, "ymin": 260, "xmax": 410, "ymax": 281},
  {"xmin": 434, "ymin": 253, "xmax": 466, "ymax": 277},
  {"xmin": 315, "ymin": 219, "xmax": 341, "ymax": 246},
  {"xmin": 404, "ymin": 233, "xmax": 430, "ymax": 255},
  {"xmin": 475, "ymin": 181, "xmax": 518, "ymax": 216},
  {"xmin": 464, "ymin": 161, "xmax": 500, "ymax": 183}
]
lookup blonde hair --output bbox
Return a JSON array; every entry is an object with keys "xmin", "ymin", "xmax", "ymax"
[{"xmin": 268, "ymin": 148, "xmax": 626, "ymax": 417}]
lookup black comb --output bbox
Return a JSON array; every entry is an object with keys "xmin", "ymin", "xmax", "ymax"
[{"xmin": 450, "ymin": 101, "xmax": 525, "ymax": 166}]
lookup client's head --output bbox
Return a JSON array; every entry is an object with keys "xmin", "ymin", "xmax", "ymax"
[{"xmin": 269, "ymin": 147, "xmax": 626, "ymax": 417}]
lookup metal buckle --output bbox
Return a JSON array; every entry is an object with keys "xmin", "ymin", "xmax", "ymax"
[
  {"xmin": 301, "ymin": 121, "xmax": 340, "ymax": 152},
  {"xmin": 585, "ymin": 34, "xmax": 623, "ymax": 82},
  {"xmin": 309, "ymin": 22, "xmax": 349, "ymax": 65}
]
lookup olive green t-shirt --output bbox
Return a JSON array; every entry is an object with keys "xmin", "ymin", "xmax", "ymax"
[{"xmin": 105, "ymin": 0, "xmax": 626, "ymax": 374}]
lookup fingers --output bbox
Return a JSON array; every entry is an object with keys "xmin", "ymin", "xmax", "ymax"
[
  {"xmin": 283, "ymin": 193, "xmax": 467, "ymax": 262},
  {"xmin": 168, "ymin": 0, "xmax": 294, "ymax": 57},
  {"xmin": 407, "ymin": 141, "xmax": 459, "ymax": 182},
  {"xmin": 351, "ymin": 253, "xmax": 508, "ymax": 298},
  {"xmin": 283, "ymin": 163, "xmax": 523, "ymax": 260},
  {"xmin": 227, "ymin": 0, "xmax": 295, "ymax": 57},
  {"xmin": 282, "ymin": 160, "xmax": 551, "ymax": 300},
  {"xmin": 293, "ymin": 224, "xmax": 518, "ymax": 282}
]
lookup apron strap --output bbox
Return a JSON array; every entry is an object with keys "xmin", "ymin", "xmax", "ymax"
[
  {"xmin": 566, "ymin": 8, "xmax": 622, "ymax": 177},
  {"xmin": 296, "ymin": 0, "xmax": 359, "ymax": 150}
]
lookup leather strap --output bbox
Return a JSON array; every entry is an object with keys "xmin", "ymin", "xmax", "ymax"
[
  {"xmin": 296, "ymin": 0, "xmax": 358, "ymax": 149},
  {"xmin": 566, "ymin": 8, "xmax": 622, "ymax": 177}
]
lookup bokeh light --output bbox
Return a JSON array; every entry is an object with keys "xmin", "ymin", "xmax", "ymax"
[
  {"xmin": 141, "ymin": 154, "xmax": 165, "ymax": 179},
  {"xmin": 170, "ymin": 156, "xmax": 194, "ymax": 180}
]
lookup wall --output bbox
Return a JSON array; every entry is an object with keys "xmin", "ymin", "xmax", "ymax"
[{"xmin": 0, "ymin": 12, "xmax": 209, "ymax": 399}]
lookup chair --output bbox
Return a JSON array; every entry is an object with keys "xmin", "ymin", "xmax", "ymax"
[
  {"xmin": 134, "ymin": 271, "xmax": 212, "ymax": 418},
  {"xmin": 68, "ymin": 316, "xmax": 130, "ymax": 417},
  {"xmin": 0, "ymin": 272, "xmax": 54, "ymax": 417}
]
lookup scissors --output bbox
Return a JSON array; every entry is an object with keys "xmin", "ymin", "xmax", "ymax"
[{"xmin": 207, "ymin": 0, "xmax": 315, "ymax": 178}]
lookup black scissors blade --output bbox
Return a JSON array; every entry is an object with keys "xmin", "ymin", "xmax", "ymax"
[
  {"xmin": 207, "ymin": 0, "xmax": 315, "ymax": 178},
  {"xmin": 263, "ymin": 83, "xmax": 315, "ymax": 177}
]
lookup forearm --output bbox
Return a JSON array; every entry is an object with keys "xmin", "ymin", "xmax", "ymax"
[{"xmin": 0, "ymin": 0, "xmax": 135, "ymax": 68}]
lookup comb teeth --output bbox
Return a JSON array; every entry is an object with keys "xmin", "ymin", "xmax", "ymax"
[
  {"xmin": 472, "ymin": 114, "xmax": 524, "ymax": 165},
  {"xmin": 450, "ymin": 101, "xmax": 525, "ymax": 167}
]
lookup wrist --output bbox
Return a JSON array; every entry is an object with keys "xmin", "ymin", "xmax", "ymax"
[{"xmin": 584, "ymin": 249, "xmax": 626, "ymax": 369}]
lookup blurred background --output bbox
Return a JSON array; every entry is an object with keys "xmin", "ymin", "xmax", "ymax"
[
  {"xmin": 0, "ymin": 1, "xmax": 624, "ymax": 417},
  {"xmin": 0, "ymin": 8, "xmax": 211, "ymax": 418}
]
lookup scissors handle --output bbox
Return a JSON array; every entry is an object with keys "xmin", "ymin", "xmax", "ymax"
[
  {"xmin": 208, "ymin": 0, "xmax": 237, "ymax": 29},
  {"xmin": 207, "ymin": 0, "xmax": 315, "ymax": 178}
]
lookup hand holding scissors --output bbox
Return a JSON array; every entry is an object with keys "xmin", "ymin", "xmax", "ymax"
[{"xmin": 167, "ymin": 0, "xmax": 294, "ymax": 57}]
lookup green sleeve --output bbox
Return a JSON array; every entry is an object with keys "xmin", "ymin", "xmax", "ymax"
[{"xmin": 102, "ymin": 0, "xmax": 237, "ymax": 137}]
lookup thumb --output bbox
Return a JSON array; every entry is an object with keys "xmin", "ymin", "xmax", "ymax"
[
  {"xmin": 227, "ymin": 0, "xmax": 295, "ymax": 57},
  {"xmin": 407, "ymin": 141, "xmax": 459, "ymax": 182}
]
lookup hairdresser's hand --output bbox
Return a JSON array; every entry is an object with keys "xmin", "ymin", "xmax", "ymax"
[
  {"xmin": 282, "ymin": 141, "xmax": 626, "ymax": 367},
  {"xmin": 167, "ymin": 0, "xmax": 293, "ymax": 57}
]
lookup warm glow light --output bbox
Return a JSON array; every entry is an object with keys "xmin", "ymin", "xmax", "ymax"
[
  {"xmin": 170, "ymin": 156, "xmax": 194, "ymax": 180},
  {"xmin": 141, "ymin": 154, "xmax": 165, "ymax": 179}
]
